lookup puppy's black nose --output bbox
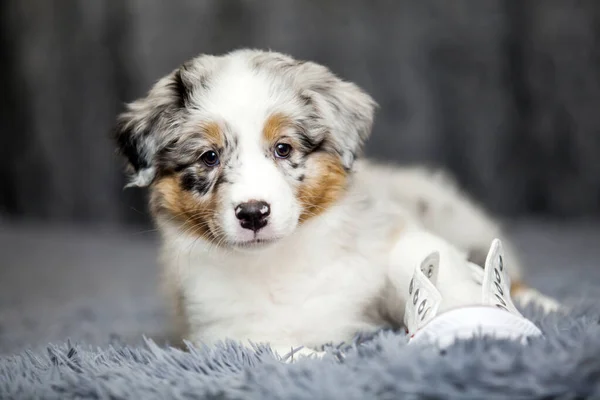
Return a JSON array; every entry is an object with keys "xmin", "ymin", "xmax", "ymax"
[{"xmin": 235, "ymin": 200, "xmax": 270, "ymax": 232}]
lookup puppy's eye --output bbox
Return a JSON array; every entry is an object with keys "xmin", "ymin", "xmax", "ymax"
[
  {"xmin": 200, "ymin": 150, "xmax": 219, "ymax": 167},
  {"xmin": 274, "ymin": 143, "xmax": 292, "ymax": 159}
]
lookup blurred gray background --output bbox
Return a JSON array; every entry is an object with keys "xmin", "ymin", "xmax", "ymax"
[
  {"xmin": 1, "ymin": 1, "xmax": 600, "ymax": 355},
  {"xmin": 2, "ymin": 0, "xmax": 600, "ymax": 226}
]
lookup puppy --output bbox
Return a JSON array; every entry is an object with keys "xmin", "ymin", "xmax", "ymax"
[{"xmin": 114, "ymin": 49, "xmax": 558, "ymax": 359}]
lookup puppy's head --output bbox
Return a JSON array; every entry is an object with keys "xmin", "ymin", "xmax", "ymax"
[{"xmin": 114, "ymin": 50, "xmax": 376, "ymax": 249}]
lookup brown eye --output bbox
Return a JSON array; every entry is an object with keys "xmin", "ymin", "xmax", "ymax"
[
  {"xmin": 274, "ymin": 143, "xmax": 292, "ymax": 159},
  {"xmin": 200, "ymin": 150, "xmax": 219, "ymax": 167}
]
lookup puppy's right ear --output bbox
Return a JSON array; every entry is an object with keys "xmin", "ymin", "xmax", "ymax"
[
  {"xmin": 113, "ymin": 68, "xmax": 194, "ymax": 188},
  {"xmin": 114, "ymin": 56, "xmax": 218, "ymax": 187},
  {"xmin": 114, "ymin": 112, "xmax": 158, "ymax": 188}
]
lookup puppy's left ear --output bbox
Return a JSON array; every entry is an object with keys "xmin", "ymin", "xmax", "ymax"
[{"xmin": 297, "ymin": 62, "xmax": 377, "ymax": 169}]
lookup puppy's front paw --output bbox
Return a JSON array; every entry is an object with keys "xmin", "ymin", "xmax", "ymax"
[{"xmin": 271, "ymin": 345, "xmax": 325, "ymax": 363}]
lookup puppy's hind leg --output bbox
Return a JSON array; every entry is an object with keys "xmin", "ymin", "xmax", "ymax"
[
  {"xmin": 406, "ymin": 170, "xmax": 561, "ymax": 313},
  {"xmin": 383, "ymin": 230, "xmax": 484, "ymax": 325},
  {"xmin": 383, "ymin": 229, "xmax": 561, "ymax": 329}
]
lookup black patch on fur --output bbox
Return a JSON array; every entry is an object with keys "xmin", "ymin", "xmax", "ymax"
[
  {"xmin": 195, "ymin": 176, "xmax": 211, "ymax": 195},
  {"xmin": 170, "ymin": 69, "xmax": 191, "ymax": 109},
  {"xmin": 297, "ymin": 174, "xmax": 305, "ymax": 182},
  {"xmin": 311, "ymin": 138, "xmax": 327, "ymax": 154},
  {"xmin": 298, "ymin": 132, "xmax": 317, "ymax": 151},
  {"xmin": 115, "ymin": 123, "xmax": 149, "ymax": 172},
  {"xmin": 297, "ymin": 135, "xmax": 330, "ymax": 162},
  {"xmin": 290, "ymin": 162, "xmax": 299, "ymax": 169},
  {"xmin": 299, "ymin": 93, "xmax": 313, "ymax": 106},
  {"xmin": 181, "ymin": 171, "xmax": 211, "ymax": 195},
  {"xmin": 180, "ymin": 171, "xmax": 197, "ymax": 191}
]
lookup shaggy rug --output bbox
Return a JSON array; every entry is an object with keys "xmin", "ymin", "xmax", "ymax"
[
  {"xmin": 2, "ymin": 305, "xmax": 600, "ymax": 399},
  {"xmin": 1, "ymin": 221, "xmax": 600, "ymax": 399}
]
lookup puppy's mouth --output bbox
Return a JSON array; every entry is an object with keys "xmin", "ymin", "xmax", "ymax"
[{"xmin": 230, "ymin": 236, "xmax": 281, "ymax": 249}]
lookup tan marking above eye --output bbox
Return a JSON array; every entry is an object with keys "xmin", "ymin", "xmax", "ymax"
[
  {"xmin": 200, "ymin": 121, "xmax": 224, "ymax": 148},
  {"xmin": 263, "ymin": 113, "xmax": 292, "ymax": 143}
]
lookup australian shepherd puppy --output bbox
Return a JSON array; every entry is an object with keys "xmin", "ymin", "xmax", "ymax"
[{"xmin": 114, "ymin": 49, "xmax": 557, "ymax": 358}]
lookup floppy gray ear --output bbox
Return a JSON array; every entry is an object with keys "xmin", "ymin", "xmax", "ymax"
[
  {"xmin": 113, "ymin": 68, "xmax": 194, "ymax": 188},
  {"xmin": 114, "ymin": 114, "xmax": 158, "ymax": 188},
  {"xmin": 114, "ymin": 55, "xmax": 219, "ymax": 187},
  {"xmin": 296, "ymin": 62, "xmax": 377, "ymax": 169}
]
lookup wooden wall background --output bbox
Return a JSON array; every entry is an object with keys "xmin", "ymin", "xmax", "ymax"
[{"xmin": 1, "ymin": 0, "xmax": 599, "ymax": 226}]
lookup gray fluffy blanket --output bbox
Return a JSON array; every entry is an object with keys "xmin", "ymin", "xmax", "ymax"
[
  {"xmin": 2, "ymin": 304, "xmax": 600, "ymax": 400},
  {"xmin": 3, "ymin": 222, "xmax": 600, "ymax": 399}
]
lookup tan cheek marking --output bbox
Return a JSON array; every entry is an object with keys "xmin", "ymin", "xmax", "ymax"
[
  {"xmin": 263, "ymin": 113, "xmax": 291, "ymax": 143},
  {"xmin": 150, "ymin": 175, "xmax": 217, "ymax": 241},
  {"xmin": 297, "ymin": 154, "xmax": 348, "ymax": 223}
]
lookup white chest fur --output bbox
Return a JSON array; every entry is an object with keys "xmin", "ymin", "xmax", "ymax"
[
  {"xmin": 160, "ymin": 209, "xmax": 390, "ymax": 350},
  {"xmin": 156, "ymin": 161, "xmax": 541, "ymax": 352}
]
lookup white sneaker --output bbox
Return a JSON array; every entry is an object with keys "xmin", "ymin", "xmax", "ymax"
[{"xmin": 404, "ymin": 239, "xmax": 543, "ymax": 348}]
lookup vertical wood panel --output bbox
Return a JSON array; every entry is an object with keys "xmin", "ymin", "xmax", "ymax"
[{"xmin": 0, "ymin": 0, "xmax": 599, "ymax": 225}]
